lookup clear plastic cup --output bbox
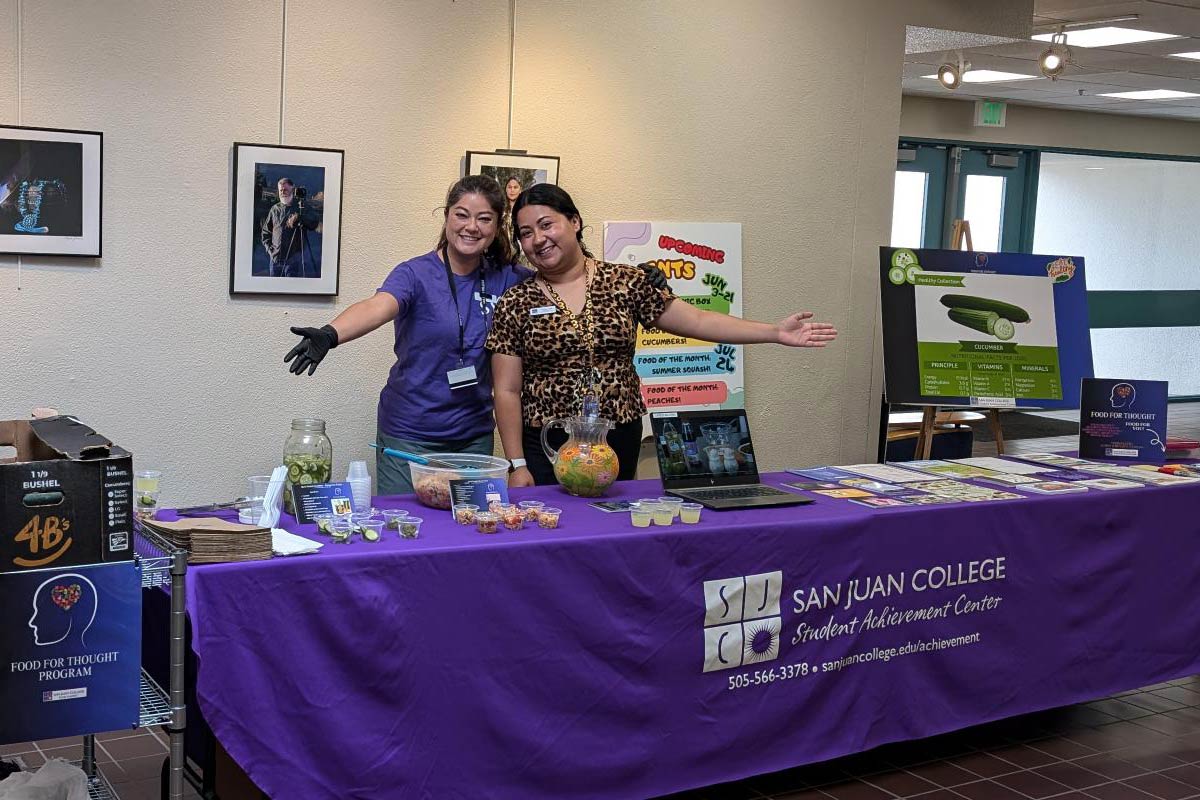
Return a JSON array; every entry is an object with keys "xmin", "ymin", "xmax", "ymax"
[
  {"xmin": 630, "ymin": 503, "xmax": 652, "ymax": 528},
  {"xmin": 454, "ymin": 504, "xmax": 480, "ymax": 525},
  {"xmin": 476, "ymin": 512, "xmax": 500, "ymax": 534},
  {"xmin": 537, "ymin": 507, "xmax": 562, "ymax": 529},
  {"xmin": 238, "ymin": 507, "xmax": 262, "ymax": 525},
  {"xmin": 657, "ymin": 497, "xmax": 684, "ymax": 519},
  {"xmin": 651, "ymin": 504, "xmax": 674, "ymax": 526},
  {"xmin": 517, "ymin": 500, "xmax": 545, "ymax": 521},
  {"xmin": 358, "ymin": 519, "xmax": 385, "ymax": 543},
  {"xmin": 134, "ymin": 470, "xmax": 163, "ymax": 519},
  {"xmin": 398, "ymin": 516, "xmax": 423, "ymax": 539},
  {"xmin": 380, "ymin": 509, "xmax": 409, "ymax": 532},
  {"xmin": 350, "ymin": 512, "xmax": 375, "ymax": 527},
  {"xmin": 500, "ymin": 505, "xmax": 526, "ymax": 531},
  {"xmin": 313, "ymin": 513, "xmax": 335, "ymax": 535},
  {"xmin": 679, "ymin": 502, "xmax": 703, "ymax": 524},
  {"xmin": 247, "ymin": 475, "xmax": 273, "ymax": 503},
  {"xmin": 330, "ymin": 518, "xmax": 354, "ymax": 543}
]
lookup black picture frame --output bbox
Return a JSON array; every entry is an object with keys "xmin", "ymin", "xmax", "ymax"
[
  {"xmin": 229, "ymin": 142, "xmax": 345, "ymax": 296},
  {"xmin": 0, "ymin": 125, "xmax": 103, "ymax": 258}
]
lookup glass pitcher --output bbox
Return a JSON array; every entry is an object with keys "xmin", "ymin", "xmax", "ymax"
[{"xmin": 540, "ymin": 415, "xmax": 619, "ymax": 497}]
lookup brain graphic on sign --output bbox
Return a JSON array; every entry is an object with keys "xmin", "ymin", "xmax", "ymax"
[{"xmin": 29, "ymin": 573, "xmax": 98, "ymax": 647}]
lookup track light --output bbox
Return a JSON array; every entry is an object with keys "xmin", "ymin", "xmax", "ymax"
[
  {"xmin": 1039, "ymin": 32, "xmax": 1071, "ymax": 80},
  {"xmin": 936, "ymin": 58, "xmax": 970, "ymax": 90}
]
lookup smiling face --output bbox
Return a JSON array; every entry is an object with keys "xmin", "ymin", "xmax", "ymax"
[
  {"xmin": 443, "ymin": 192, "xmax": 498, "ymax": 263},
  {"xmin": 505, "ymin": 178, "xmax": 522, "ymax": 202},
  {"xmin": 277, "ymin": 180, "xmax": 295, "ymax": 205},
  {"xmin": 515, "ymin": 204, "xmax": 583, "ymax": 274}
]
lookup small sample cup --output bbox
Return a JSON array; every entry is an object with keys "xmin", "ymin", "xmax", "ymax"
[
  {"xmin": 312, "ymin": 514, "xmax": 336, "ymax": 536},
  {"xmin": 657, "ymin": 497, "xmax": 684, "ymax": 519},
  {"xmin": 381, "ymin": 509, "xmax": 409, "ymax": 532},
  {"xmin": 679, "ymin": 502, "xmax": 703, "ymax": 524},
  {"xmin": 330, "ymin": 519, "xmax": 354, "ymax": 543},
  {"xmin": 398, "ymin": 516, "xmax": 423, "ymax": 539},
  {"xmin": 476, "ymin": 512, "xmax": 500, "ymax": 534},
  {"xmin": 359, "ymin": 519, "xmax": 385, "ymax": 543},
  {"xmin": 537, "ymin": 507, "xmax": 562, "ymax": 529},
  {"xmin": 651, "ymin": 504, "xmax": 674, "ymax": 526},
  {"xmin": 500, "ymin": 505, "xmax": 526, "ymax": 531},
  {"xmin": 454, "ymin": 504, "xmax": 480, "ymax": 525},
  {"xmin": 630, "ymin": 503, "xmax": 653, "ymax": 528},
  {"xmin": 517, "ymin": 500, "xmax": 545, "ymax": 521}
]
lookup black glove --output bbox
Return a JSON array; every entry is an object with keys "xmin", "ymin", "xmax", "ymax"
[
  {"xmin": 284, "ymin": 325, "xmax": 339, "ymax": 376},
  {"xmin": 638, "ymin": 262, "xmax": 670, "ymax": 291}
]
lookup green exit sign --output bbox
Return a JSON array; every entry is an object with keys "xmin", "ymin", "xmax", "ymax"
[{"xmin": 974, "ymin": 99, "xmax": 1007, "ymax": 127}]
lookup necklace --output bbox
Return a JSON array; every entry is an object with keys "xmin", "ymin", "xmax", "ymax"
[{"xmin": 540, "ymin": 259, "xmax": 600, "ymax": 413}]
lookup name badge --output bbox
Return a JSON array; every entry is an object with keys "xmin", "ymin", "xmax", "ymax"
[
  {"xmin": 475, "ymin": 291, "xmax": 498, "ymax": 305},
  {"xmin": 447, "ymin": 365, "xmax": 478, "ymax": 390},
  {"xmin": 530, "ymin": 305, "xmax": 559, "ymax": 316}
]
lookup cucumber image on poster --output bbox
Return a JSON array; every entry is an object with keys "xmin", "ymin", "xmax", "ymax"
[
  {"xmin": 938, "ymin": 294, "xmax": 1031, "ymax": 323},
  {"xmin": 947, "ymin": 307, "xmax": 1017, "ymax": 341}
]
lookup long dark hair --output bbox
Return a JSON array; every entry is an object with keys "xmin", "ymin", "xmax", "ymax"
[
  {"xmin": 510, "ymin": 183, "xmax": 594, "ymax": 258},
  {"xmin": 436, "ymin": 174, "xmax": 516, "ymax": 267}
]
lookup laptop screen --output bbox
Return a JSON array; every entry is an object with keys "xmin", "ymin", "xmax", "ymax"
[{"xmin": 649, "ymin": 410, "xmax": 762, "ymax": 489}]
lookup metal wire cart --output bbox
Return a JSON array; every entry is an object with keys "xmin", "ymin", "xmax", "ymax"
[{"xmin": 79, "ymin": 523, "xmax": 188, "ymax": 800}]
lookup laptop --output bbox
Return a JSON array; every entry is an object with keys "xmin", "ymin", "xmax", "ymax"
[{"xmin": 649, "ymin": 410, "xmax": 811, "ymax": 510}]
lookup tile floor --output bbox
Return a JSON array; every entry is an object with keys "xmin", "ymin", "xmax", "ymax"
[
  {"xmin": 0, "ymin": 726, "xmax": 200, "ymax": 800},
  {"xmin": 654, "ymin": 675, "xmax": 1200, "ymax": 799}
]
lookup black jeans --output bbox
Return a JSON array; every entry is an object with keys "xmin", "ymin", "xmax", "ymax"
[{"xmin": 522, "ymin": 419, "xmax": 644, "ymax": 486}]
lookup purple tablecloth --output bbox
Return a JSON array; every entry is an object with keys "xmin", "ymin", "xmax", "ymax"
[{"xmin": 182, "ymin": 473, "xmax": 1200, "ymax": 799}]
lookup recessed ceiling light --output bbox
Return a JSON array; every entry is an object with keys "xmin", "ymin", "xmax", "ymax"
[
  {"xmin": 920, "ymin": 69, "xmax": 1040, "ymax": 83},
  {"xmin": 1097, "ymin": 89, "xmax": 1200, "ymax": 100},
  {"xmin": 1084, "ymin": 167, "xmax": 1105, "ymax": 171},
  {"xmin": 1169, "ymin": 51, "xmax": 1200, "ymax": 60},
  {"xmin": 1032, "ymin": 27, "xmax": 1180, "ymax": 48}
]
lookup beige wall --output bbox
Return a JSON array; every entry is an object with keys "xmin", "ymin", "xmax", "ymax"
[
  {"xmin": 900, "ymin": 94, "xmax": 1200, "ymax": 157},
  {"xmin": 1, "ymin": 1, "xmax": 1028, "ymax": 504}
]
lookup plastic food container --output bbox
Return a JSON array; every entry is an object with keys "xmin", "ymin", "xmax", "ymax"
[
  {"xmin": 500, "ymin": 505, "xmax": 525, "ymax": 531},
  {"xmin": 453, "ymin": 504, "xmax": 479, "ymax": 525},
  {"xmin": 475, "ymin": 511, "xmax": 500, "ymax": 534},
  {"xmin": 398, "ymin": 516, "xmax": 423, "ymax": 539},
  {"xmin": 381, "ymin": 509, "xmax": 409, "ymax": 531},
  {"xmin": 517, "ymin": 500, "xmax": 544, "ymax": 521},
  {"xmin": 679, "ymin": 502, "xmax": 703, "ymax": 524},
  {"xmin": 537, "ymin": 507, "xmax": 562, "ymax": 529},
  {"xmin": 358, "ymin": 519, "xmax": 385, "ymax": 542},
  {"xmin": 409, "ymin": 453, "xmax": 511, "ymax": 510},
  {"xmin": 657, "ymin": 497, "xmax": 684, "ymax": 519},
  {"xmin": 630, "ymin": 503, "xmax": 652, "ymax": 528}
]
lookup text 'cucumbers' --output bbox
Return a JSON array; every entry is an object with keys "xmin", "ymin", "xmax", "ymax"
[
  {"xmin": 947, "ymin": 308, "xmax": 1015, "ymax": 341},
  {"xmin": 938, "ymin": 294, "xmax": 1031, "ymax": 323}
]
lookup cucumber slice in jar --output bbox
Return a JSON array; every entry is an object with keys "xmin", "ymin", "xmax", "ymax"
[{"xmin": 994, "ymin": 317, "xmax": 1016, "ymax": 341}]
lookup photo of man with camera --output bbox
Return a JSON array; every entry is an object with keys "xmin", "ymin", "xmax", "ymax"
[{"xmin": 259, "ymin": 174, "xmax": 323, "ymax": 278}]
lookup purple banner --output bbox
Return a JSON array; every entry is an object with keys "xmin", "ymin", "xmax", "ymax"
[{"xmin": 183, "ymin": 475, "xmax": 1200, "ymax": 799}]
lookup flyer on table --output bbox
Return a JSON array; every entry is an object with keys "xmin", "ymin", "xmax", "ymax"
[
  {"xmin": 603, "ymin": 222, "xmax": 743, "ymax": 412},
  {"xmin": 879, "ymin": 248, "xmax": 1093, "ymax": 410},
  {"xmin": 1079, "ymin": 378, "xmax": 1168, "ymax": 464}
]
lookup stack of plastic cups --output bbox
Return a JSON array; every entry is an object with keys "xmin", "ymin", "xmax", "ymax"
[{"xmin": 347, "ymin": 460, "xmax": 372, "ymax": 514}]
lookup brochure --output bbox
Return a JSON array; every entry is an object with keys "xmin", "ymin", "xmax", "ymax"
[
  {"xmin": 811, "ymin": 488, "xmax": 874, "ymax": 499},
  {"xmin": 955, "ymin": 457, "xmax": 1053, "ymax": 475},
  {"xmin": 291, "ymin": 482, "xmax": 354, "ymax": 524},
  {"xmin": 976, "ymin": 473, "xmax": 1041, "ymax": 487},
  {"xmin": 850, "ymin": 496, "xmax": 912, "ymax": 509},
  {"xmin": 837, "ymin": 479, "xmax": 908, "ymax": 493},
  {"xmin": 1077, "ymin": 478, "xmax": 1142, "ymax": 491},
  {"xmin": 1021, "ymin": 481, "xmax": 1088, "ymax": 495},
  {"xmin": 895, "ymin": 493, "xmax": 963, "ymax": 505},
  {"xmin": 839, "ymin": 463, "xmax": 929, "ymax": 483},
  {"xmin": 1010, "ymin": 452, "xmax": 1096, "ymax": 468},
  {"xmin": 903, "ymin": 461, "xmax": 998, "ymax": 479},
  {"xmin": 786, "ymin": 466, "xmax": 857, "ymax": 481}
]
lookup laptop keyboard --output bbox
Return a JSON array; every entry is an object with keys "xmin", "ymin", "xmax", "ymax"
[{"xmin": 684, "ymin": 485, "xmax": 787, "ymax": 501}]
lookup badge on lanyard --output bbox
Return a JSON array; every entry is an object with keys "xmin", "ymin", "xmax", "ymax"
[
  {"xmin": 447, "ymin": 364, "xmax": 478, "ymax": 390},
  {"xmin": 530, "ymin": 305, "xmax": 558, "ymax": 316}
]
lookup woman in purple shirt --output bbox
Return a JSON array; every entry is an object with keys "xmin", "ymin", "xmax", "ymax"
[{"xmin": 285, "ymin": 175, "xmax": 531, "ymax": 494}]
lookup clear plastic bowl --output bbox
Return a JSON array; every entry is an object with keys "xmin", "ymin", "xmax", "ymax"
[{"xmin": 409, "ymin": 453, "xmax": 510, "ymax": 510}]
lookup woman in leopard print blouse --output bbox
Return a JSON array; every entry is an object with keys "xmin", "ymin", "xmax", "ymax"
[{"xmin": 486, "ymin": 184, "xmax": 838, "ymax": 487}]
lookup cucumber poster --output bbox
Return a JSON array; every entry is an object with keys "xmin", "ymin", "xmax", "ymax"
[
  {"xmin": 603, "ymin": 222, "xmax": 744, "ymax": 411},
  {"xmin": 879, "ymin": 247, "xmax": 1093, "ymax": 409}
]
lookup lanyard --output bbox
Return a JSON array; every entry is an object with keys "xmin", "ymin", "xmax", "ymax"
[{"xmin": 440, "ymin": 245, "xmax": 486, "ymax": 365}]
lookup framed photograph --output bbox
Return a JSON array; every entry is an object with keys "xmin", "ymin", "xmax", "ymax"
[
  {"xmin": 465, "ymin": 150, "xmax": 560, "ymax": 197},
  {"xmin": 229, "ymin": 142, "xmax": 344, "ymax": 296},
  {"xmin": 0, "ymin": 125, "xmax": 102, "ymax": 257}
]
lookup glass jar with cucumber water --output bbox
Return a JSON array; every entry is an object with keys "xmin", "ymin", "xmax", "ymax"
[{"xmin": 283, "ymin": 418, "xmax": 332, "ymax": 516}]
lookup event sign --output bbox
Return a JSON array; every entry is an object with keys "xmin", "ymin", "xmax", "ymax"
[
  {"xmin": 603, "ymin": 222, "xmax": 743, "ymax": 411},
  {"xmin": 879, "ymin": 248, "xmax": 1092, "ymax": 409},
  {"xmin": 1, "ymin": 560, "xmax": 140, "ymax": 743},
  {"xmin": 1079, "ymin": 378, "xmax": 1168, "ymax": 464}
]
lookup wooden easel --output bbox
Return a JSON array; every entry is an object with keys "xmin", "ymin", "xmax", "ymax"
[{"xmin": 913, "ymin": 219, "xmax": 1006, "ymax": 458}]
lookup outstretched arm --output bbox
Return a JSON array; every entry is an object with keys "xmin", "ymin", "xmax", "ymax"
[
  {"xmin": 653, "ymin": 299, "xmax": 838, "ymax": 348},
  {"xmin": 328, "ymin": 291, "xmax": 400, "ymax": 345}
]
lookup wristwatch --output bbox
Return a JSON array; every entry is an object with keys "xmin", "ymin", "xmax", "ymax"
[{"xmin": 510, "ymin": 458, "xmax": 527, "ymax": 471}]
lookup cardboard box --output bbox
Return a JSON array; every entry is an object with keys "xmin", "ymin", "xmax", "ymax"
[{"xmin": 0, "ymin": 416, "xmax": 133, "ymax": 573}]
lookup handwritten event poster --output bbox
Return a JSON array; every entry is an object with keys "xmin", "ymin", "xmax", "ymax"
[{"xmin": 602, "ymin": 222, "xmax": 744, "ymax": 411}]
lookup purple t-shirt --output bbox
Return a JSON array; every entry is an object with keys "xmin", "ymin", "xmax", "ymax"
[{"xmin": 377, "ymin": 250, "xmax": 531, "ymax": 441}]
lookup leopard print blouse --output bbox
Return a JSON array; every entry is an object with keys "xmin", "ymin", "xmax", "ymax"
[{"xmin": 486, "ymin": 260, "xmax": 673, "ymax": 426}]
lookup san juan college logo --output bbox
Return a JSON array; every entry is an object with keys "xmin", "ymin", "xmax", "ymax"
[{"xmin": 702, "ymin": 572, "xmax": 782, "ymax": 673}]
